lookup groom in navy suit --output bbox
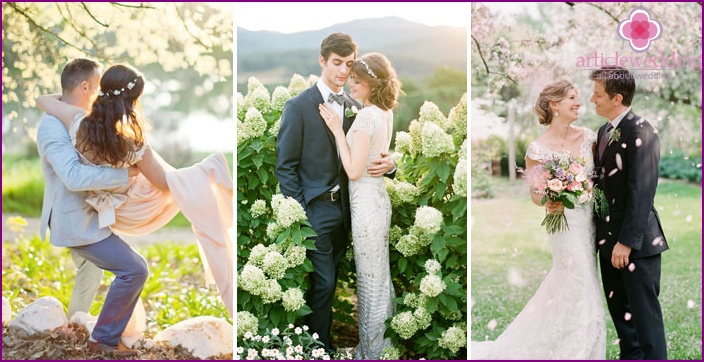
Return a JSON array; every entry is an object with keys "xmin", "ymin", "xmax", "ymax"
[
  {"xmin": 276, "ymin": 33, "xmax": 395, "ymax": 350},
  {"xmin": 590, "ymin": 66, "xmax": 668, "ymax": 359}
]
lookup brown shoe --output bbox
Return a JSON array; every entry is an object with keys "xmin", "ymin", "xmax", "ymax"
[{"xmin": 88, "ymin": 340, "xmax": 139, "ymax": 357}]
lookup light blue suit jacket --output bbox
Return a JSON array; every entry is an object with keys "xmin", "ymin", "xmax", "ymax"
[{"xmin": 36, "ymin": 115, "xmax": 128, "ymax": 247}]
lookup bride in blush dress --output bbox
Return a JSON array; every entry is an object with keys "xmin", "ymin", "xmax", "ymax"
[
  {"xmin": 471, "ymin": 80, "xmax": 606, "ymax": 359},
  {"xmin": 37, "ymin": 64, "xmax": 233, "ymax": 316},
  {"xmin": 318, "ymin": 53, "xmax": 401, "ymax": 359}
]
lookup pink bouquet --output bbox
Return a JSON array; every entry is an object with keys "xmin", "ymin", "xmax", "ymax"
[{"xmin": 531, "ymin": 153, "xmax": 593, "ymax": 234}]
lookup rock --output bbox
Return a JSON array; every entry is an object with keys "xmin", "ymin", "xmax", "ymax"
[
  {"xmin": 2, "ymin": 297, "xmax": 12, "ymax": 324},
  {"xmin": 69, "ymin": 300, "xmax": 146, "ymax": 348},
  {"xmin": 153, "ymin": 316, "xmax": 232, "ymax": 359},
  {"xmin": 8, "ymin": 296, "xmax": 67, "ymax": 336}
]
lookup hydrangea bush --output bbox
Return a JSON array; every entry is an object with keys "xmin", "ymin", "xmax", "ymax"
[{"xmin": 237, "ymin": 75, "xmax": 467, "ymax": 359}]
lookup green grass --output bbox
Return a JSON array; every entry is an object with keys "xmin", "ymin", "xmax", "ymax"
[
  {"xmin": 2, "ymin": 153, "xmax": 234, "ymax": 228},
  {"xmin": 2, "ymin": 227, "xmax": 230, "ymax": 331},
  {"xmin": 471, "ymin": 178, "xmax": 702, "ymax": 360}
]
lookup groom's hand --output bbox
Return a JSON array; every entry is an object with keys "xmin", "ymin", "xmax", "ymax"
[
  {"xmin": 127, "ymin": 165, "xmax": 141, "ymax": 178},
  {"xmin": 611, "ymin": 242, "xmax": 632, "ymax": 269},
  {"xmin": 368, "ymin": 152, "xmax": 395, "ymax": 178}
]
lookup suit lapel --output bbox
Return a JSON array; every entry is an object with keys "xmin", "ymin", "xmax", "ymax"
[{"xmin": 342, "ymin": 94, "xmax": 355, "ymax": 134}]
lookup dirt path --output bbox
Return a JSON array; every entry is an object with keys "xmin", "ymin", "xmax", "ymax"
[{"xmin": 2, "ymin": 214, "xmax": 197, "ymax": 247}]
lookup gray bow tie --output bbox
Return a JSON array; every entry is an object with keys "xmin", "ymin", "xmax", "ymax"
[{"xmin": 328, "ymin": 93, "xmax": 344, "ymax": 105}]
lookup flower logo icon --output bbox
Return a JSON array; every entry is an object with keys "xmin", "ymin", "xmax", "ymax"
[{"xmin": 617, "ymin": 7, "xmax": 662, "ymax": 53}]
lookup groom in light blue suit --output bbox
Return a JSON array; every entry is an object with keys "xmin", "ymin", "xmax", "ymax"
[{"xmin": 36, "ymin": 58, "xmax": 146, "ymax": 356}]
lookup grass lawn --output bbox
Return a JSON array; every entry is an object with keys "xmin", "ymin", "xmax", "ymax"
[{"xmin": 471, "ymin": 177, "xmax": 702, "ymax": 360}]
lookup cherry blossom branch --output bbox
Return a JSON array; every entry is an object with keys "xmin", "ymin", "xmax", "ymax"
[
  {"xmin": 109, "ymin": 2, "xmax": 155, "ymax": 10},
  {"xmin": 471, "ymin": 34, "xmax": 518, "ymax": 84},
  {"xmin": 80, "ymin": 2, "xmax": 108, "ymax": 28},
  {"xmin": 7, "ymin": 3, "xmax": 89, "ymax": 56},
  {"xmin": 174, "ymin": 4, "xmax": 211, "ymax": 49}
]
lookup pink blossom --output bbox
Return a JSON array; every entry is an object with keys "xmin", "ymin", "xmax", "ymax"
[{"xmin": 568, "ymin": 162, "xmax": 583, "ymax": 175}]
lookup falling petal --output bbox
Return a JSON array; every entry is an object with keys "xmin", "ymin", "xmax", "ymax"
[
  {"xmin": 508, "ymin": 268, "xmax": 526, "ymax": 287},
  {"xmin": 608, "ymin": 291, "xmax": 614, "ymax": 299},
  {"xmin": 615, "ymin": 154, "xmax": 623, "ymax": 170},
  {"xmin": 635, "ymin": 138, "xmax": 642, "ymax": 147},
  {"xmin": 608, "ymin": 168, "xmax": 618, "ymax": 177},
  {"xmin": 624, "ymin": 312, "xmax": 632, "ymax": 321},
  {"xmin": 653, "ymin": 129, "xmax": 658, "ymax": 134},
  {"xmin": 685, "ymin": 215, "xmax": 693, "ymax": 223},
  {"xmin": 687, "ymin": 300, "xmax": 696, "ymax": 309},
  {"xmin": 628, "ymin": 263, "xmax": 636, "ymax": 272},
  {"xmin": 651, "ymin": 236, "xmax": 664, "ymax": 246},
  {"xmin": 621, "ymin": 143, "xmax": 627, "ymax": 149},
  {"xmin": 673, "ymin": 209, "xmax": 681, "ymax": 216},
  {"xmin": 611, "ymin": 198, "xmax": 616, "ymax": 205},
  {"xmin": 487, "ymin": 319, "xmax": 498, "ymax": 331},
  {"xmin": 599, "ymin": 239, "xmax": 607, "ymax": 245},
  {"xmin": 612, "ymin": 338, "xmax": 621, "ymax": 345},
  {"xmin": 605, "ymin": 215, "xmax": 610, "ymax": 223}
]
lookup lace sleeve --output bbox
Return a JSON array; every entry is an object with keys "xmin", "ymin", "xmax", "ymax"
[
  {"xmin": 525, "ymin": 141, "xmax": 544, "ymax": 162},
  {"xmin": 583, "ymin": 127, "xmax": 597, "ymax": 145},
  {"xmin": 128, "ymin": 138, "xmax": 148, "ymax": 165},
  {"xmin": 351, "ymin": 107, "xmax": 377, "ymax": 136}
]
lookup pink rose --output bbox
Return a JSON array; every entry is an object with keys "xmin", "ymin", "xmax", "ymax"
[
  {"xmin": 547, "ymin": 179, "xmax": 564, "ymax": 192},
  {"xmin": 566, "ymin": 181, "xmax": 583, "ymax": 192},
  {"xmin": 568, "ymin": 162, "xmax": 584, "ymax": 175}
]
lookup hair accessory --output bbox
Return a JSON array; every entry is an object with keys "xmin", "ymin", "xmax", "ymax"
[
  {"xmin": 357, "ymin": 59, "xmax": 377, "ymax": 79},
  {"xmin": 554, "ymin": 111, "xmax": 559, "ymax": 117},
  {"xmin": 99, "ymin": 77, "xmax": 139, "ymax": 97}
]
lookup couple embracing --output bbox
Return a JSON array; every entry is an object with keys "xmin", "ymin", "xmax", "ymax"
[
  {"xmin": 473, "ymin": 66, "xmax": 668, "ymax": 360},
  {"xmin": 36, "ymin": 59, "xmax": 233, "ymax": 356},
  {"xmin": 275, "ymin": 32, "xmax": 402, "ymax": 359}
]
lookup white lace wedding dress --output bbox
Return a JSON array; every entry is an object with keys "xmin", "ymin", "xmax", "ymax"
[
  {"xmin": 471, "ymin": 127, "xmax": 606, "ymax": 360},
  {"xmin": 346, "ymin": 105, "xmax": 395, "ymax": 359}
]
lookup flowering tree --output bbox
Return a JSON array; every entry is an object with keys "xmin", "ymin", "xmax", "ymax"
[{"xmin": 236, "ymin": 75, "xmax": 467, "ymax": 359}]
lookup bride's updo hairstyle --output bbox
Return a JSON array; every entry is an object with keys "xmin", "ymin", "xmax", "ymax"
[
  {"xmin": 533, "ymin": 80, "xmax": 575, "ymax": 125},
  {"xmin": 351, "ymin": 53, "xmax": 402, "ymax": 111},
  {"xmin": 77, "ymin": 64, "xmax": 147, "ymax": 167}
]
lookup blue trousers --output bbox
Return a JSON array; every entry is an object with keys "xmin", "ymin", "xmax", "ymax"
[{"xmin": 68, "ymin": 233, "xmax": 148, "ymax": 346}]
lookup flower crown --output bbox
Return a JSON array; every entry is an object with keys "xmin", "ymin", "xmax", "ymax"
[
  {"xmin": 98, "ymin": 77, "xmax": 140, "ymax": 97},
  {"xmin": 357, "ymin": 59, "xmax": 377, "ymax": 79}
]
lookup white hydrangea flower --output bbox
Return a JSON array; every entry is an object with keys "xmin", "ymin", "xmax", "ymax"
[
  {"xmin": 438, "ymin": 325, "xmax": 467, "ymax": 354},
  {"xmin": 414, "ymin": 206, "xmax": 443, "ymax": 234},
  {"xmin": 419, "ymin": 101, "xmax": 449, "ymax": 130},
  {"xmin": 276, "ymin": 196, "xmax": 307, "ymax": 228},
  {"xmin": 389, "ymin": 225, "xmax": 403, "ymax": 244},
  {"xmin": 262, "ymin": 250, "xmax": 289, "ymax": 280},
  {"xmin": 288, "ymin": 74, "xmax": 307, "ymax": 96},
  {"xmin": 248, "ymin": 244, "xmax": 269, "ymax": 267},
  {"xmin": 260, "ymin": 279, "xmax": 282, "ymax": 304},
  {"xmin": 266, "ymin": 222, "xmax": 283, "ymax": 240},
  {"xmin": 413, "ymin": 306, "xmax": 432, "ymax": 330},
  {"xmin": 380, "ymin": 346, "xmax": 401, "ymax": 360},
  {"xmin": 395, "ymin": 181, "xmax": 420, "ymax": 203},
  {"xmin": 408, "ymin": 120, "xmax": 423, "ymax": 154},
  {"xmin": 269, "ymin": 117, "xmax": 281, "ymax": 136},
  {"xmin": 281, "ymin": 288, "xmax": 305, "ymax": 312},
  {"xmin": 270, "ymin": 194, "xmax": 285, "ymax": 215},
  {"xmin": 419, "ymin": 274, "xmax": 446, "ymax": 297},
  {"xmin": 247, "ymin": 76, "xmax": 266, "ymax": 94},
  {"xmin": 458, "ymin": 138, "xmax": 467, "ymax": 161},
  {"xmin": 424, "ymin": 259, "xmax": 442, "ymax": 275},
  {"xmin": 250, "ymin": 199, "xmax": 267, "ymax": 218},
  {"xmin": 237, "ymin": 92, "xmax": 246, "ymax": 121},
  {"xmin": 239, "ymin": 264, "xmax": 266, "ymax": 294},
  {"xmin": 448, "ymin": 93, "xmax": 467, "ymax": 140},
  {"xmin": 421, "ymin": 121, "xmax": 454, "ymax": 158},
  {"xmin": 283, "ymin": 244, "xmax": 307, "ymax": 268},
  {"xmin": 454, "ymin": 158, "xmax": 467, "ymax": 197},
  {"xmin": 238, "ymin": 107, "xmax": 267, "ymax": 143},
  {"xmin": 245, "ymin": 86, "xmax": 271, "ymax": 112},
  {"xmin": 306, "ymin": 74, "xmax": 319, "ymax": 86},
  {"xmin": 390, "ymin": 311, "xmax": 419, "ymax": 339},
  {"xmin": 394, "ymin": 131, "xmax": 412, "ymax": 154},
  {"xmin": 271, "ymin": 86, "xmax": 291, "ymax": 112},
  {"xmin": 236, "ymin": 311, "xmax": 259, "ymax": 337},
  {"xmin": 395, "ymin": 234, "xmax": 421, "ymax": 257}
]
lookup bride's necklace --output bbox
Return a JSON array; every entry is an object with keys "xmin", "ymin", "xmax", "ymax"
[{"xmin": 557, "ymin": 125, "xmax": 571, "ymax": 150}]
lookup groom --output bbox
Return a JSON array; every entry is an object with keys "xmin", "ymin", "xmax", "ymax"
[
  {"xmin": 275, "ymin": 32, "xmax": 395, "ymax": 350},
  {"xmin": 590, "ymin": 66, "xmax": 668, "ymax": 359},
  {"xmin": 37, "ymin": 58, "xmax": 146, "ymax": 357}
]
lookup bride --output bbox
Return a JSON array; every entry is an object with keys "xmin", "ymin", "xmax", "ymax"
[
  {"xmin": 471, "ymin": 80, "xmax": 606, "ymax": 359},
  {"xmin": 37, "ymin": 64, "xmax": 233, "ymax": 316},
  {"xmin": 318, "ymin": 53, "xmax": 401, "ymax": 359}
]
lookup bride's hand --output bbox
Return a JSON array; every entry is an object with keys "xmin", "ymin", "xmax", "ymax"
[
  {"xmin": 545, "ymin": 200, "xmax": 564, "ymax": 214},
  {"xmin": 318, "ymin": 104, "xmax": 343, "ymax": 135}
]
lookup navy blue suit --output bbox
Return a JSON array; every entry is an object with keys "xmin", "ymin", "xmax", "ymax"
[
  {"xmin": 594, "ymin": 110, "xmax": 668, "ymax": 359},
  {"xmin": 275, "ymin": 85, "xmax": 361, "ymax": 349}
]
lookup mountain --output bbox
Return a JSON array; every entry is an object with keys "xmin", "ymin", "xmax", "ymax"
[{"xmin": 237, "ymin": 17, "xmax": 467, "ymax": 85}]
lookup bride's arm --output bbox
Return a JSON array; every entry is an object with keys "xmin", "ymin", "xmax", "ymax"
[
  {"xmin": 319, "ymin": 104, "xmax": 369, "ymax": 180},
  {"xmin": 36, "ymin": 94, "xmax": 86, "ymax": 129},
  {"xmin": 135, "ymin": 145, "xmax": 174, "ymax": 191},
  {"xmin": 526, "ymin": 157, "xmax": 563, "ymax": 213}
]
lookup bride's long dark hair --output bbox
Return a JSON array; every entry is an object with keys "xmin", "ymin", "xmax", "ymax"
[{"xmin": 76, "ymin": 64, "xmax": 147, "ymax": 167}]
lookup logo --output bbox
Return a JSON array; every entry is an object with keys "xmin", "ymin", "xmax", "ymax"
[{"xmin": 617, "ymin": 7, "xmax": 662, "ymax": 53}]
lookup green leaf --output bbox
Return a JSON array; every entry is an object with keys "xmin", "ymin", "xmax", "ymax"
[
  {"xmin": 438, "ymin": 162, "xmax": 451, "ymax": 182},
  {"xmin": 399, "ymin": 257, "xmax": 408, "ymax": 273}
]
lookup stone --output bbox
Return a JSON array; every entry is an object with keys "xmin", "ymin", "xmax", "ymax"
[
  {"xmin": 153, "ymin": 316, "xmax": 232, "ymax": 359},
  {"xmin": 8, "ymin": 296, "xmax": 67, "ymax": 336}
]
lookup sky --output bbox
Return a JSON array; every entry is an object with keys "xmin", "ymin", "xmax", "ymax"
[{"xmin": 234, "ymin": 2, "xmax": 469, "ymax": 33}]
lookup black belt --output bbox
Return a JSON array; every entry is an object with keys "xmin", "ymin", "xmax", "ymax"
[{"xmin": 315, "ymin": 190, "xmax": 340, "ymax": 202}]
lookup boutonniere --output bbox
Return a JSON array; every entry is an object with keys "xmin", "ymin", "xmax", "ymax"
[
  {"xmin": 608, "ymin": 128, "xmax": 621, "ymax": 146},
  {"xmin": 344, "ymin": 105, "xmax": 359, "ymax": 119}
]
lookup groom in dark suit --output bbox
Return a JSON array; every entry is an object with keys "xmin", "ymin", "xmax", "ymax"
[
  {"xmin": 590, "ymin": 66, "xmax": 668, "ymax": 359},
  {"xmin": 275, "ymin": 33, "xmax": 395, "ymax": 350}
]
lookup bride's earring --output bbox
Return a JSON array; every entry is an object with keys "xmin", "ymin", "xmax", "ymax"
[{"xmin": 553, "ymin": 110, "xmax": 559, "ymax": 117}]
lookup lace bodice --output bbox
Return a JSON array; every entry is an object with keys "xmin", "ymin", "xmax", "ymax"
[
  {"xmin": 69, "ymin": 115, "xmax": 146, "ymax": 168},
  {"xmin": 526, "ymin": 126, "xmax": 596, "ymax": 174},
  {"xmin": 346, "ymin": 105, "xmax": 393, "ymax": 181}
]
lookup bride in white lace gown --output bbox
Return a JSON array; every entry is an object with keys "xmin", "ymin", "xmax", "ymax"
[
  {"xmin": 37, "ymin": 64, "xmax": 233, "ymax": 316},
  {"xmin": 472, "ymin": 81, "xmax": 606, "ymax": 359},
  {"xmin": 319, "ymin": 53, "xmax": 401, "ymax": 359}
]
